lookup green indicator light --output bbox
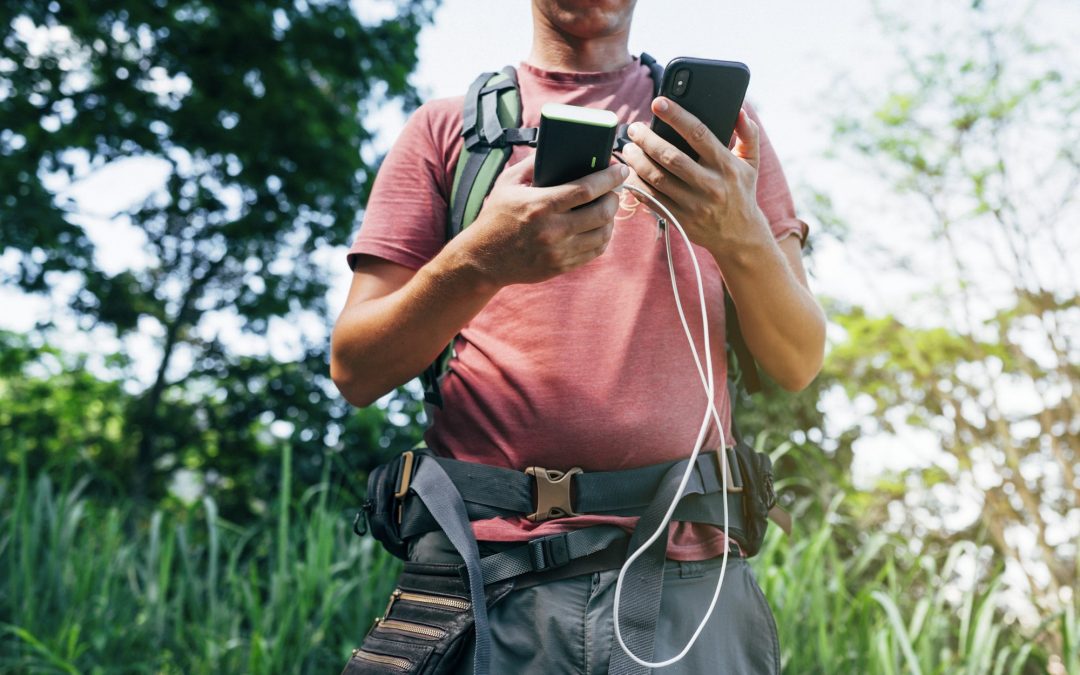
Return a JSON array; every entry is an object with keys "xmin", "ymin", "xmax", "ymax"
[{"xmin": 591, "ymin": 156, "xmax": 597, "ymax": 168}]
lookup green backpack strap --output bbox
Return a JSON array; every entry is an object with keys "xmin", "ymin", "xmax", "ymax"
[
  {"xmin": 421, "ymin": 66, "xmax": 528, "ymax": 408},
  {"xmin": 449, "ymin": 66, "xmax": 529, "ymax": 239},
  {"xmin": 421, "ymin": 55, "xmax": 761, "ymax": 410}
]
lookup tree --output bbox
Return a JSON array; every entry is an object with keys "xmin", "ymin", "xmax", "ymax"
[
  {"xmin": 805, "ymin": 0, "xmax": 1079, "ymax": 656},
  {"xmin": 0, "ymin": 0, "xmax": 434, "ymax": 512}
]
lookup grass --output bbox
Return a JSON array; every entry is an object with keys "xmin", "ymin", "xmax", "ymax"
[
  {"xmin": 0, "ymin": 449, "xmax": 400, "ymax": 674},
  {"xmin": 751, "ymin": 492, "xmax": 1058, "ymax": 674},
  {"xmin": 1, "ymin": 446, "xmax": 1071, "ymax": 674}
]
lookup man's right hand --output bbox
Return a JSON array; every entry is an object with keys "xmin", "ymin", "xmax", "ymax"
[
  {"xmin": 451, "ymin": 158, "xmax": 629, "ymax": 288},
  {"xmin": 331, "ymin": 157, "xmax": 627, "ymax": 408}
]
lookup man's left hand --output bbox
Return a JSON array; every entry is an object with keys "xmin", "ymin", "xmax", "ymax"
[{"xmin": 622, "ymin": 97, "xmax": 769, "ymax": 257}]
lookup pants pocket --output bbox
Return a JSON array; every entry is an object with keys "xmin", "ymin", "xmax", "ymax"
[{"xmin": 745, "ymin": 563, "xmax": 781, "ymax": 673}]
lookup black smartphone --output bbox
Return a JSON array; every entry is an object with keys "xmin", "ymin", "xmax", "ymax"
[
  {"xmin": 533, "ymin": 103, "xmax": 618, "ymax": 187},
  {"xmin": 650, "ymin": 57, "xmax": 750, "ymax": 161}
]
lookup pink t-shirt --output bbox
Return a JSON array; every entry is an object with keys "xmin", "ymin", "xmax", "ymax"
[{"xmin": 349, "ymin": 57, "xmax": 807, "ymax": 560}]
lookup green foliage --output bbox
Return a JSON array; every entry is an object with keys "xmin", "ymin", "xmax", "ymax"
[
  {"xmin": 0, "ymin": 0, "xmax": 436, "ymax": 509},
  {"xmin": 0, "ymin": 328, "xmax": 421, "ymax": 519},
  {"xmin": 0, "ymin": 453, "xmax": 401, "ymax": 673},
  {"xmin": 808, "ymin": 0, "xmax": 1079, "ymax": 642},
  {"xmin": 2, "ymin": 0, "xmax": 436, "ymax": 505},
  {"xmin": 748, "ymin": 451, "xmax": 1057, "ymax": 675},
  {"xmin": 0, "ymin": 330, "xmax": 135, "ymax": 491}
]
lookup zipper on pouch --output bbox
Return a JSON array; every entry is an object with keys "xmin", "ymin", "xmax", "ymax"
[
  {"xmin": 375, "ymin": 618, "xmax": 447, "ymax": 640},
  {"xmin": 352, "ymin": 648, "xmax": 412, "ymax": 671},
  {"xmin": 383, "ymin": 588, "xmax": 471, "ymax": 617}
]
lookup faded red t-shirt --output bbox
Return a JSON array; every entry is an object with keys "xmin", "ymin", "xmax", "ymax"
[{"xmin": 349, "ymin": 58, "xmax": 807, "ymax": 561}]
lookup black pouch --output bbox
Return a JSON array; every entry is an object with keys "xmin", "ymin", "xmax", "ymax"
[
  {"xmin": 730, "ymin": 441, "xmax": 778, "ymax": 558},
  {"xmin": 361, "ymin": 451, "xmax": 422, "ymax": 560},
  {"xmin": 342, "ymin": 561, "xmax": 514, "ymax": 675}
]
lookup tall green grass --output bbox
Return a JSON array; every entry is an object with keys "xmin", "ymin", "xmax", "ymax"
[
  {"xmin": 1, "ymin": 446, "xmax": 1071, "ymax": 673},
  {"xmin": 751, "ymin": 489, "xmax": 1063, "ymax": 674},
  {"xmin": 0, "ymin": 448, "xmax": 399, "ymax": 674}
]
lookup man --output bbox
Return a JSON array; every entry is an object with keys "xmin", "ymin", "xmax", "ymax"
[{"xmin": 332, "ymin": 0, "xmax": 825, "ymax": 672}]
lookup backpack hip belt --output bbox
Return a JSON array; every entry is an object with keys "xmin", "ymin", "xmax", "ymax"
[{"xmin": 354, "ymin": 443, "xmax": 783, "ymax": 675}]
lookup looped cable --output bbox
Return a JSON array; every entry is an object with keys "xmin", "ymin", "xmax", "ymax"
[{"xmin": 610, "ymin": 184, "xmax": 732, "ymax": 670}]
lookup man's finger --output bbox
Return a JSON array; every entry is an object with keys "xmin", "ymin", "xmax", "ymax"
[
  {"xmin": 501, "ymin": 154, "xmax": 536, "ymax": 185},
  {"xmin": 568, "ymin": 220, "xmax": 613, "ymax": 255},
  {"xmin": 622, "ymin": 141, "xmax": 694, "ymax": 202},
  {"xmin": 561, "ymin": 191, "xmax": 619, "ymax": 235},
  {"xmin": 625, "ymin": 122, "xmax": 700, "ymax": 185},
  {"xmin": 650, "ymin": 96, "xmax": 722, "ymax": 162},
  {"xmin": 730, "ymin": 108, "xmax": 760, "ymax": 171},
  {"xmin": 546, "ymin": 164, "xmax": 629, "ymax": 211}
]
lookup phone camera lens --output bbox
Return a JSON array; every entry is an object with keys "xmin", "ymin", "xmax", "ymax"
[{"xmin": 672, "ymin": 68, "xmax": 691, "ymax": 96}]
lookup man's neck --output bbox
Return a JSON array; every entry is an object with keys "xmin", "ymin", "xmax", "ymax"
[{"xmin": 527, "ymin": 8, "xmax": 633, "ymax": 73}]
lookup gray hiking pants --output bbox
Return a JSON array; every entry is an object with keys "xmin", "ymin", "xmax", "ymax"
[{"xmin": 409, "ymin": 532, "xmax": 781, "ymax": 674}]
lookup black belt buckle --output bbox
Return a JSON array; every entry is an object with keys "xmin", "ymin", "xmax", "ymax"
[{"xmin": 529, "ymin": 533, "xmax": 572, "ymax": 571}]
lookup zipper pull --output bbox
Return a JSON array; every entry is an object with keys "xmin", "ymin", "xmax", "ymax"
[
  {"xmin": 381, "ymin": 588, "xmax": 402, "ymax": 621},
  {"xmin": 352, "ymin": 500, "xmax": 373, "ymax": 537}
]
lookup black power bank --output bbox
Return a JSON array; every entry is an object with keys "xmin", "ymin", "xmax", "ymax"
[{"xmin": 533, "ymin": 103, "xmax": 618, "ymax": 187}]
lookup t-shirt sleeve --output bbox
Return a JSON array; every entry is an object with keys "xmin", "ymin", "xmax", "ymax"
[
  {"xmin": 346, "ymin": 98, "xmax": 464, "ymax": 271},
  {"xmin": 743, "ymin": 100, "xmax": 809, "ymax": 248}
]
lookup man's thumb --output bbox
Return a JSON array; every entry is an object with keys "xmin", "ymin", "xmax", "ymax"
[{"xmin": 499, "ymin": 153, "xmax": 536, "ymax": 185}]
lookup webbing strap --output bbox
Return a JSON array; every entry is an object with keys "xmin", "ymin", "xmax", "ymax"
[
  {"xmin": 607, "ymin": 460, "xmax": 710, "ymax": 675},
  {"xmin": 725, "ymin": 287, "xmax": 762, "ymax": 393},
  {"xmin": 640, "ymin": 52, "xmax": 664, "ymax": 97},
  {"xmin": 437, "ymin": 451, "xmax": 735, "ymax": 514},
  {"xmin": 462, "ymin": 71, "xmax": 496, "ymax": 149},
  {"xmin": 408, "ymin": 459, "xmax": 492, "ymax": 675},
  {"xmin": 479, "ymin": 526, "xmax": 629, "ymax": 585},
  {"xmin": 480, "ymin": 81, "xmax": 505, "ymax": 146},
  {"xmin": 448, "ymin": 148, "xmax": 490, "ymax": 240},
  {"xmin": 397, "ymin": 453, "xmax": 747, "ymax": 542},
  {"xmin": 478, "ymin": 80, "xmax": 516, "ymax": 96},
  {"xmin": 500, "ymin": 126, "xmax": 537, "ymax": 146}
]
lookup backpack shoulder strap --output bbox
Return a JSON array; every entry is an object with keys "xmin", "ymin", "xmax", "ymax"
[
  {"xmin": 724, "ymin": 287, "xmax": 762, "ymax": 395},
  {"xmin": 423, "ymin": 66, "xmax": 528, "ymax": 407},
  {"xmin": 447, "ymin": 66, "xmax": 530, "ymax": 240},
  {"xmin": 639, "ymin": 52, "xmax": 665, "ymax": 97}
]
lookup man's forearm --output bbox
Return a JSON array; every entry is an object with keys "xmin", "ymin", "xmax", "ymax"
[
  {"xmin": 330, "ymin": 239, "xmax": 499, "ymax": 408},
  {"xmin": 710, "ymin": 222, "xmax": 825, "ymax": 392}
]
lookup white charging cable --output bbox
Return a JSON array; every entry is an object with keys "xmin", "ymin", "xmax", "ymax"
[{"xmin": 611, "ymin": 183, "xmax": 731, "ymax": 669}]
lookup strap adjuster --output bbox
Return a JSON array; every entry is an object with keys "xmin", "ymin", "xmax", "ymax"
[
  {"xmin": 462, "ymin": 127, "xmax": 483, "ymax": 150},
  {"xmin": 528, "ymin": 533, "xmax": 572, "ymax": 571},
  {"xmin": 717, "ymin": 447, "xmax": 744, "ymax": 493},
  {"xmin": 394, "ymin": 451, "xmax": 416, "ymax": 499},
  {"xmin": 394, "ymin": 451, "xmax": 416, "ymax": 524},
  {"xmin": 525, "ymin": 466, "xmax": 582, "ymax": 522}
]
